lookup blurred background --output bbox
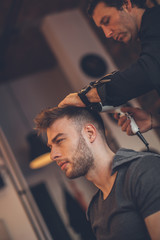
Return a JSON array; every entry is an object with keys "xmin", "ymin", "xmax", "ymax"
[{"xmin": 0, "ymin": 0, "xmax": 160, "ymax": 239}]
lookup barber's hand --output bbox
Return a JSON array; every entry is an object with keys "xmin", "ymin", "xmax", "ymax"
[
  {"xmin": 114, "ymin": 107, "xmax": 152, "ymax": 135},
  {"xmin": 58, "ymin": 88, "xmax": 101, "ymax": 108},
  {"xmin": 58, "ymin": 93, "xmax": 85, "ymax": 108}
]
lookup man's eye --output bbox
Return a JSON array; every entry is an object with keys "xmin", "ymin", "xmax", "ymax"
[
  {"xmin": 103, "ymin": 17, "xmax": 110, "ymax": 26},
  {"xmin": 56, "ymin": 139, "xmax": 64, "ymax": 144}
]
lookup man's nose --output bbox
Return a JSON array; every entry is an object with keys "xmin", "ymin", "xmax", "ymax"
[
  {"xmin": 102, "ymin": 26, "xmax": 113, "ymax": 38},
  {"xmin": 50, "ymin": 148, "xmax": 61, "ymax": 161}
]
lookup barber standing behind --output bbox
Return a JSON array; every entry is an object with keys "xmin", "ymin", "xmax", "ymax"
[{"xmin": 58, "ymin": 0, "xmax": 160, "ymax": 135}]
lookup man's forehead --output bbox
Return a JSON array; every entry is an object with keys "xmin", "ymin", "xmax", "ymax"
[
  {"xmin": 47, "ymin": 116, "xmax": 75, "ymax": 137},
  {"xmin": 93, "ymin": 2, "xmax": 110, "ymax": 24}
]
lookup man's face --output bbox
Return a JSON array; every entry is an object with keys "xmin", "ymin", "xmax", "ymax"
[
  {"xmin": 92, "ymin": 2, "xmax": 138, "ymax": 44},
  {"xmin": 47, "ymin": 117, "xmax": 94, "ymax": 179}
]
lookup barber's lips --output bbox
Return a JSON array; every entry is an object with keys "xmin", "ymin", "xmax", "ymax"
[{"xmin": 116, "ymin": 34, "xmax": 123, "ymax": 41}]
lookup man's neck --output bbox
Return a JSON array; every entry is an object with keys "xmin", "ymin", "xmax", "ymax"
[
  {"xmin": 86, "ymin": 144, "xmax": 116, "ymax": 199},
  {"xmin": 132, "ymin": 7, "xmax": 146, "ymax": 32}
]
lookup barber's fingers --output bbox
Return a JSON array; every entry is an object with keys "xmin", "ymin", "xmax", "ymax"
[
  {"xmin": 126, "ymin": 125, "xmax": 134, "ymax": 136},
  {"xmin": 114, "ymin": 112, "xmax": 120, "ymax": 120},
  {"xmin": 114, "ymin": 112, "xmax": 135, "ymax": 135},
  {"xmin": 117, "ymin": 115, "xmax": 128, "ymax": 126},
  {"xmin": 118, "ymin": 116, "xmax": 134, "ymax": 136},
  {"xmin": 121, "ymin": 119, "xmax": 134, "ymax": 135},
  {"xmin": 121, "ymin": 118, "xmax": 130, "ymax": 129}
]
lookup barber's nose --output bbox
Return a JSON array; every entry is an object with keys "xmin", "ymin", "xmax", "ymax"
[
  {"xmin": 50, "ymin": 148, "xmax": 61, "ymax": 161},
  {"xmin": 102, "ymin": 27, "xmax": 113, "ymax": 38}
]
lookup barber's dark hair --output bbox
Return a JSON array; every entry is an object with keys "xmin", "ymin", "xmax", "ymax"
[
  {"xmin": 34, "ymin": 106, "xmax": 106, "ymax": 138},
  {"xmin": 87, "ymin": 0, "xmax": 147, "ymax": 16}
]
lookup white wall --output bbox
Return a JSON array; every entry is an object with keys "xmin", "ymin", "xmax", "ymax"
[{"xmin": 0, "ymin": 160, "xmax": 38, "ymax": 240}]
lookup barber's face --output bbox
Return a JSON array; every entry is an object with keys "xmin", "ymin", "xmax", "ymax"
[
  {"xmin": 92, "ymin": 2, "xmax": 138, "ymax": 44},
  {"xmin": 47, "ymin": 117, "xmax": 94, "ymax": 179}
]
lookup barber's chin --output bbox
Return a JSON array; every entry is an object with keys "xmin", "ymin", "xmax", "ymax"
[
  {"xmin": 123, "ymin": 38, "xmax": 132, "ymax": 45},
  {"xmin": 121, "ymin": 35, "xmax": 130, "ymax": 43}
]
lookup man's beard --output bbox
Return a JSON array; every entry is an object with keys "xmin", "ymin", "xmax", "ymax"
[{"xmin": 66, "ymin": 134, "xmax": 94, "ymax": 179}]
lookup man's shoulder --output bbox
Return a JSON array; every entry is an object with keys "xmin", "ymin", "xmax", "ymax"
[
  {"xmin": 128, "ymin": 150, "xmax": 160, "ymax": 173},
  {"xmin": 112, "ymin": 148, "xmax": 160, "ymax": 174},
  {"xmin": 122, "ymin": 150, "xmax": 160, "ymax": 186}
]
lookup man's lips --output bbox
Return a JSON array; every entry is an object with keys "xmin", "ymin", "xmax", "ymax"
[{"xmin": 57, "ymin": 161, "xmax": 69, "ymax": 170}]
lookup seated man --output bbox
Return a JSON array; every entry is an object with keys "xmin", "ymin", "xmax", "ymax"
[{"xmin": 34, "ymin": 106, "xmax": 160, "ymax": 240}]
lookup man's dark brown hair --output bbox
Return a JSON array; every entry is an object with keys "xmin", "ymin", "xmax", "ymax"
[
  {"xmin": 34, "ymin": 106, "xmax": 106, "ymax": 138},
  {"xmin": 87, "ymin": 0, "xmax": 147, "ymax": 17}
]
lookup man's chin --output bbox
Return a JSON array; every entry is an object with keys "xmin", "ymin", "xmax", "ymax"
[
  {"xmin": 66, "ymin": 173, "xmax": 77, "ymax": 179},
  {"xmin": 65, "ymin": 169, "xmax": 84, "ymax": 179},
  {"xmin": 65, "ymin": 169, "xmax": 75, "ymax": 179}
]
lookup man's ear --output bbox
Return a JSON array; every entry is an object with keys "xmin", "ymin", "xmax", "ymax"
[
  {"xmin": 83, "ymin": 124, "xmax": 97, "ymax": 143},
  {"xmin": 123, "ymin": 0, "xmax": 132, "ymax": 12}
]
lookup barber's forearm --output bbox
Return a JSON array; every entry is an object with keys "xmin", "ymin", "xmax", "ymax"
[{"xmin": 96, "ymin": 68, "xmax": 154, "ymax": 107}]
